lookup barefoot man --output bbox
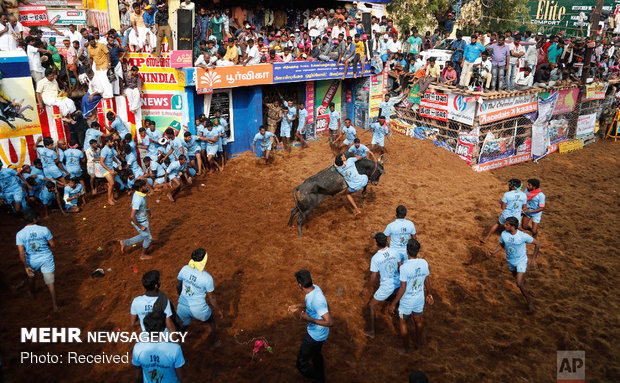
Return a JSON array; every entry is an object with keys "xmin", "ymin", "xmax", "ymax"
[
  {"xmin": 334, "ymin": 153, "xmax": 368, "ymax": 216},
  {"xmin": 487, "ymin": 217, "xmax": 540, "ymax": 312},
  {"xmin": 360, "ymin": 232, "xmax": 401, "ymax": 339},
  {"xmin": 522, "ymin": 178, "xmax": 546, "ymax": 239},
  {"xmin": 253, "ymin": 125, "xmax": 279, "ymax": 165},
  {"xmin": 390, "ymin": 239, "xmax": 433, "ymax": 354},
  {"xmin": 481, "ymin": 178, "xmax": 527, "ymax": 243},
  {"xmin": 16, "ymin": 210, "xmax": 60, "ymax": 312},
  {"xmin": 120, "ymin": 179, "xmax": 153, "ymax": 260}
]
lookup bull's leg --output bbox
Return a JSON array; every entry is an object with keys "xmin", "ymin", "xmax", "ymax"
[
  {"xmin": 362, "ymin": 186, "xmax": 367, "ymax": 197},
  {"xmin": 297, "ymin": 212, "xmax": 306, "ymax": 236},
  {"xmin": 288, "ymin": 206, "xmax": 299, "ymax": 227}
]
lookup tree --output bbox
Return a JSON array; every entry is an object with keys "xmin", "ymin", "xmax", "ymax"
[{"xmin": 387, "ymin": 0, "xmax": 452, "ymax": 33}]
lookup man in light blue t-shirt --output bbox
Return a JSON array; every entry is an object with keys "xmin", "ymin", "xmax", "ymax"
[
  {"xmin": 253, "ymin": 125, "xmax": 279, "ymax": 166},
  {"xmin": 334, "ymin": 153, "xmax": 369, "ymax": 216},
  {"xmin": 364, "ymin": 116, "xmax": 391, "ymax": 154},
  {"xmin": 291, "ymin": 270, "xmax": 333, "ymax": 383},
  {"xmin": 296, "ymin": 102, "xmax": 309, "ymax": 148},
  {"xmin": 132, "ymin": 311, "xmax": 185, "ymax": 383},
  {"xmin": 390, "ymin": 239, "xmax": 433, "ymax": 354},
  {"xmin": 336, "ymin": 118, "xmax": 357, "ymax": 152},
  {"xmin": 130, "ymin": 270, "xmax": 176, "ymax": 332},
  {"xmin": 328, "ymin": 102, "xmax": 341, "ymax": 143},
  {"xmin": 176, "ymin": 248, "xmax": 223, "ymax": 346},
  {"xmin": 488, "ymin": 217, "xmax": 539, "ymax": 312},
  {"xmin": 481, "ymin": 178, "xmax": 527, "ymax": 243},
  {"xmin": 120, "ymin": 179, "xmax": 153, "ymax": 260},
  {"xmin": 0, "ymin": 161, "xmax": 24, "ymax": 213},
  {"xmin": 383, "ymin": 205, "xmax": 417, "ymax": 263},
  {"xmin": 360, "ymin": 233, "xmax": 401, "ymax": 339},
  {"xmin": 16, "ymin": 210, "xmax": 59, "ymax": 312},
  {"xmin": 280, "ymin": 106, "xmax": 293, "ymax": 153},
  {"xmin": 348, "ymin": 138, "xmax": 376, "ymax": 161}
]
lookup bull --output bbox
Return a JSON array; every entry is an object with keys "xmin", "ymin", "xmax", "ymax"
[{"xmin": 288, "ymin": 154, "xmax": 387, "ymax": 236}]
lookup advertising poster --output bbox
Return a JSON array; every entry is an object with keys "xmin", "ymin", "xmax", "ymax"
[
  {"xmin": 455, "ymin": 129, "xmax": 479, "ymax": 165},
  {"xmin": 576, "ymin": 113, "xmax": 597, "ymax": 138},
  {"xmin": 419, "ymin": 92, "xmax": 476, "ymax": 125},
  {"xmin": 122, "ymin": 53, "xmax": 186, "ymax": 92},
  {"xmin": 369, "ymin": 72, "xmax": 384, "ymax": 118},
  {"xmin": 46, "ymin": 9, "xmax": 87, "ymax": 26},
  {"xmin": 0, "ymin": 53, "xmax": 41, "ymax": 140},
  {"xmin": 548, "ymin": 118, "xmax": 569, "ymax": 145},
  {"xmin": 478, "ymin": 94, "xmax": 538, "ymax": 125},
  {"xmin": 553, "ymin": 88, "xmax": 579, "ymax": 115},
  {"xmin": 478, "ymin": 128, "xmax": 516, "ymax": 165},
  {"xmin": 141, "ymin": 91, "xmax": 189, "ymax": 132},
  {"xmin": 305, "ymin": 82, "xmax": 315, "ymax": 124},
  {"xmin": 584, "ymin": 83, "xmax": 608, "ymax": 101},
  {"xmin": 532, "ymin": 92, "xmax": 558, "ymax": 160},
  {"xmin": 314, "ymin": 80, "xmax": 341, "ymax": 135},
  {"xmin": 18, "ymin": 5, "xmax": 49, "ymax": 26}
]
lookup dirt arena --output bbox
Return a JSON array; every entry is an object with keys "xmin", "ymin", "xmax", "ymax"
[{"xmin": 1, "ymin": 134, "xmax": 619, "ymax": 382}]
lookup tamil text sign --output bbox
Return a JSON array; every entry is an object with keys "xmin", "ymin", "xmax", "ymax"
[
  {"xmin": 196, "ymin": 65, "xmax": 272, "ymax": 91},
  {"xmin": 272, "ymin": 61, "xmax": 372, "ymax": 83}
]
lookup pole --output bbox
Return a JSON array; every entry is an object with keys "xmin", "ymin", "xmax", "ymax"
[{"xmin": 581, "ymin": 0, "xmax": 605, "ymax": 82}]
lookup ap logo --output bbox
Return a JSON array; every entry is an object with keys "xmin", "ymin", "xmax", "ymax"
[{"xmin": 557, "ymin": 351, "xmax": 584, "ymax": 382}]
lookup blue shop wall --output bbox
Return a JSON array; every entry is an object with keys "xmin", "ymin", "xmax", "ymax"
[{"xmin": 230, "ymin": 86, "xmax": 263, "ymax": 154}]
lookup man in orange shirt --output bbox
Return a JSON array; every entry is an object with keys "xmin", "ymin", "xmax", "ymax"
[{"xmin": 232, "ymin": 6, "xmax": 246, "ymax": 31}]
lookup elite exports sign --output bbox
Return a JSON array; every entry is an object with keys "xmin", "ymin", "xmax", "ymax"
[{"xmin": 272, "ymin": 61, "xmax": 372, "ymax": 83}]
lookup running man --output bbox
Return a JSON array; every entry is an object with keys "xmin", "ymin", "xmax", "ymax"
[
  {"xmin": 176, "ymin": 248, "xmax": 223, "ymax": 347},
  {"xmin": 384, "ymin": 205, "xmax": 417, "ymax": 262},
  {"xmin": 335, "ymin": 118, "xmax": 358, "ymax": 153},
  {"xmin": 481, "ymin": 178, "xmax": 527, "ymax": 243},
  {"xmin": 120, "ymin": 179, "xmax": 153, "ymax": 260},
  {"xmin": 183, "ymin": 131, "xmax": 204, "ymax": 176},
  {"xmin": 296, "ymin": 101, "xmax": 308, "ymax": 148},
  {"xmin": 360, "ymin": 232, "xmax": 401, "ymax": 339},
  {"xmin": 201, "ymin": 121, "xmax": 222, "ymax": 173},
  {"xmin": 16, "ymin": 210, "xmax": 60, "ymax": 312},
  {"xmin": 132, "ymin": 311, "xmax": 185, "ymax": 383},
  {"xmin": 253, "ymin": 125, "xmax": 279, "ymax": 165},
  {"xmin": 487, "ymin": 217, "xmax": 540, "ymax": 312},
  {"xmin": 99, "ymin": 136, "xmax": 121, "ymax": 205},
  {"xmin": 334, "ymin": 153, "xmax": 368, "ymax": 216},
  {"xmin": 290, "ymin": 270, "xmax": 334, "ymax": 383},
  {"xmin": 130, "ymin": 270, "xmax": 176, "ymax": 332},
  {"xmin": 522, "ymin": 178, "xmax": 545, "ymax": 239},
  {"xmin": 280, "ymin": 105, "xmax": 293, "ymax": 153},
  {"xmin": 390, "ymin": 239, "xmax": 433, "ymax": 354},
  {"xmin": 214, "ymin": 110, "xmax": 229, "ymax": 167},
  {"xmin": 348, "ymin": 138, "xmax": 376, "ymax": 161},
  {"xmin": 364, "ymin": 116, "xmax": 391, "ymax": 155},
  {"xmin": 328, "ymin": 102, "xmax": 341, "ymax": 146}
]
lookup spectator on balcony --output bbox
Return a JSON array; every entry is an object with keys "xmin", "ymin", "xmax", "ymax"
[
  {"xmin": 332, "ymin": 38, "xmax": 346, "ymax": 62},
  {"xmin": 66, "ymin": 40, "xmax": 79, "ymax": 81},
  {"xmin": 107, "ymin": 35, "xmax": 125, "ymax": 96},
  {"xmin": 490, "ymin": 36, "xmax": 510, "ymax": 91},
  {"xmin": 124, "ymin": 65, "xmax": 142, "ymax": 113},
  {"xmin": 179, "ymin": 0, "xmax": 195, "ymax": 28},
  {"xmin": 197, "ymin": 7, "xmax": 209, "ymax": 41},
  {"xmin": 46, "ymin": 37, "xmax": 62, "ymax": 71},
  {"xmin": 223, "ymin": 38, "xmax": 239, "ymax": 64},
  {"xmin": 418, "ymin": 57, "xmax": 439, "ymax": 94},
  {"xmin": 129, "ymin": 3, "xmax": 156, "ymax": 53},
  {"xmin": 241, "ymin": 39, "xmax": 261, "ymax": 66},
  {"xmin": 195, "ymin": 50, "xmax": 216, "ymax": 68},
  {"xmin": 533, "ymin": 63, "xmax": 554, "ymax": 89},
  {"xmin": 266, "ymin": 49, "xmax": 283, "ymax": 63},
  {"xmin": 26, "ymin": 36, "xmax": 46, "ymax": 83},
  {"xmin": 86, "ymin": 35, "xmax": 113, "ymax": 99},
  {"xmin": 459, "ymin": 34, "xmax": 486, "ymax": 88},
  {"xmin": 81, "ymin": 70, "xmax": 103, "ymax": 119},
  {"xmin": 317, "ymin": 36, "xmax": 332, "ymax": 61},
  {"xmin": 211, "ymin": 10, "xmax": 223, "ymax": 42},
  {"xmin": 36, "ymin": 68, "xmax": 76, "ymax": 120},
  {"xmin": 119, "ymin": 4, "xmax": 132, "ymax": 48},
  {"xmin": 439, "ymin": 61, "xmax": 458, "ymax": 85},
  {"xmin": 471, "ymin": 51, "xmax": 492, "ymax": 90},
  {"xmin": 515, "ymin": 66, "xmax": 533, "ymax": 90},
  {"xmin": 155, "ymin": 4, "xmax": 173, "ymax": 57}
]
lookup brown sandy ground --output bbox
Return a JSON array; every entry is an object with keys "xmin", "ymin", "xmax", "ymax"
[{"xmin": 0, "ymin": 134, "xmax": 618, "ymax": 382}]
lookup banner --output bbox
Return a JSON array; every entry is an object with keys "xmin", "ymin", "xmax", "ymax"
[
  {"xmin": 419, "ymin": 91, "xmax": 475, "ymax": 125},
  {"xmin": 46, "ymin": 9, "xmax": 87, "ymax": 26},
  {"xmin": 196, "ymin": 65, "xmax": 272, "ymax": 91},
  {"xmin": 455, "ymin": 129, "xmax": 479, "ymax": 165},
  {"xmin": 0, "ymin": 53, "xmax": 41, "ymax": 140},
  {"xmin": 478, "ymin": 127, "xmax": 516, "ymax": 164},
  {"xmin": 478, "ymin": 94, "xmax": 538, "ymax": 125},
  {"xmin": 553, "ymin": 88, "xmax": 579, "ymax": 115},
  {"xmin": 170, "ymin": 51, "xmax": 193, "ymax": 68},
  {"xmin": 30, "ymin": 0, "xmax": 84, "ymax": 5},
  {"xmin": 532, "ymin": 92, "xmax": 558, "ymax": 159},
  {"xmin": 314, "ymin": 81, "xmax": 341, "ymax": 134},
  {"xmin": 305, "ymin": 81, "xmax": 315, "ymax": 124},
  {"xmin": 584, "ymin": 83, "xmax": 608, "ymax": 101},
  {"xmin": 472, "ymin": 153, "xmax": 531, "ymax": 172},
  {"xmin": 369, "ymin": 65, "xmax": 387, "ymax": 118},
  {"xmin": 122, "ymin": 53, "xmax": 185, "ymax": 92},
  {"xmin": 18, "ymin": 5, "xmax": 49, "ymax": 26},
  {"xmin": 272, "ymin": 62, "xmax": 372, "ymax": 83},
  {"xmin": 576, "ymin": 113, "xmax": 597, "ymax": 138},
  {"xmin": 548, "ymin": 118, "xmax": 569, "ymax": 145}
]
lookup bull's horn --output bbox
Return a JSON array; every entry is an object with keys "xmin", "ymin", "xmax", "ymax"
[
  {"xmin": 380, "ymin": 157, "xmax": 388, "ymax": 165},
  {"xmin": 378, "ymin": 154, "xmax": 384, "ymax": 163}
]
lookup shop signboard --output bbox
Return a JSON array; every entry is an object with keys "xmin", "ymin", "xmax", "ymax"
[
  {"xmin": 46, "ymin": 9, "xmax": 87, "ymax": 26},
  {"xmin": 272, "ymin": 61, "xmax": 372, "ymax": 83},
  {"xmin": 196, "ymin": 65, "xmax": 272, "ymax": 91},
  {"xmin": 18, "ymin": 5, "xmax": 49, "ymax": 26}
]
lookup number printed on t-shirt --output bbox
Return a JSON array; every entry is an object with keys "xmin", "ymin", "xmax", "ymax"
[{"xmin": 150, "ymin": 355, "xmax": 160, "ymax": 363}]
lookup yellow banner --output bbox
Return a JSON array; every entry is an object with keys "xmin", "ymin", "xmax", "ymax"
[{"xmin": 122, "ymin": 53, "xmax": 185, "ymax": 92}]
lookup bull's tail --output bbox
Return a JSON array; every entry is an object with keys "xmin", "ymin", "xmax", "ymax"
[{"xmin": 292, "ymin": 187, "xmax": 301, "ymax": 210}]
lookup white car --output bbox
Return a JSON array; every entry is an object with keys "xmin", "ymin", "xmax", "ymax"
[{"xmin": 418, "ymin": 37, "xmax": 471, "ymax": 70}]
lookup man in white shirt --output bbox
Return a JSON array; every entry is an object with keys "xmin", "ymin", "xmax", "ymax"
[
  {"xmin": 26, "ymin": 36, "xmax": 46, "ymax": 82},
  {"xmin": 506, "ymin": 35, "xmax": 525, "ymax": 91},
  {"xmin": 308, "ymin": 14, "xmax": 320, "ymax": 39},
  {"xmin": 515, "ymin": 67, "xmax": 533, "ymax": 90},
  {"xmin": 371, "ymin": 17, "xmax": 381, "ymax": 36},
  {"xmin": 242, "ymin": 39, "xmax": 261, "ymax": 65},
  {"xmin": 331, "ymin": 19, "xmax": 347, "ymax": 41},
  {"xmin": 36, "ymin": 69, "xmax": 77, "ymax": 118},
  {"xmin": 471, "ymin": 51, "xmax": 492, "ymax": 90},
  {"xmin": 0, "ymin": 13, "xmax": 11, "ymax": 51},
  {"xmin": 388, "ymin": 35, "xmax": 401, "ymax": 60},
  {"xmin": 63, "ymin": 24, "xmax": 82, "ymax": 47}
]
